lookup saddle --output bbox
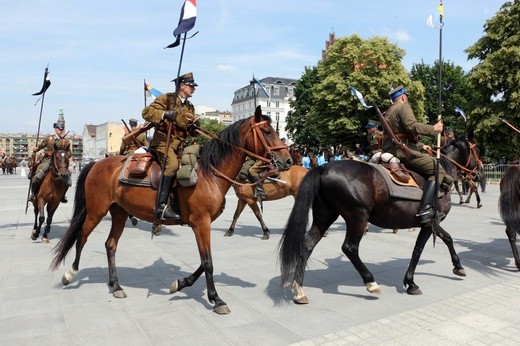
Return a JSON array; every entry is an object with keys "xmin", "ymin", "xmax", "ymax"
[
  {"xmin": 118, "ymin": 153, "xmax": 162, "ymax": 189},
  {"xmin": 370, "ymin": 152, "xmax": 418, "ymax": 187}
]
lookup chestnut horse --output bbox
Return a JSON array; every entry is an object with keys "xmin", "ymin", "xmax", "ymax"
[
  {"xmin": 279, "ymin": 136, "xmax": 473, "ymax": 304},
  {"xmin": 50, "ymin": 107, "xmax": 292, "ymax": 314},
  {"xmin": 31, "ymin": 149, "xmax": 70, "ymax": 243},
  {"xmin": 498, "ymin": 166, "xmax": 520, "ymax": 270},
  {"xmin": 224, "ymin": 165, "xmax": 308, "ymax": 240}
]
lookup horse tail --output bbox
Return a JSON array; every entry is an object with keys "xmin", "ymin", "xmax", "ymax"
[
  {"xmin": 50, "ymin": 162, "xmax": 94, "ymax": 270},
  {"xmin": 499, "ymin": 166, "xmax": 520, "ymax": 233},
  {"xmin": 279, "ymin": 166, "xmax": 322, "ymax": 285}
]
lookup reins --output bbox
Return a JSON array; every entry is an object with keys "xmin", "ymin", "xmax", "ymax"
[{"xmin": 440, "ymin": 141, "xmax": 480, "ymax": 174}]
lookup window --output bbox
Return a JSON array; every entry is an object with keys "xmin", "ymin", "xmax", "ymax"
[{"xmin": 274, "ymin": 86, "xmax": 279, "ymax": 96}]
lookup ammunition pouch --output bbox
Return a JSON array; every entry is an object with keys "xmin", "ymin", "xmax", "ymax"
[{"xmin": 127, "ymin": 153, "xmax": 154, "ymax": 178}]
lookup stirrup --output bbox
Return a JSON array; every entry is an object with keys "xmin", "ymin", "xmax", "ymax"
[{"xmin": 416, "ymin": 208, "xmax": 434, "ymax": 224}]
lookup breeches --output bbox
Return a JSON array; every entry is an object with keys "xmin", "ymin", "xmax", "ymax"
[
  {"xmin": 153, "ymin": 139, "xmax": 181, "ymax": 176},
  {"xmin": 401, "ymin": 152, "xmax": 448, "ymax": 183}
]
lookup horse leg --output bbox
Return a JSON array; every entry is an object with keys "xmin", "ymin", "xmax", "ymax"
[
  {"xmin": 31, "ymin": 201, "xmax": 45, "ymax": 241},
  {"xmin": 342, "ymin": 218, "xmax": 379, "ymax": 294},
  {"xmin": 249, "ymin": 200, "xmax": 270, "ymax": 240},
  {"xmin": 42, "ymin": 203, "xmax": 59, "ymax": 244},
  {"xmin": 31, "ymin": 203, "xmax": 40, "ymax": 240},
  {"xmin": 170, "ymin": 224, "xmax": 230, "ymax": 314},
  {"xmin": 454, "ymin": 180, "xmax": 464, "ymax": 204},
  {"xmin": 224, "ymin": 199, "xmax": 247, "ymax": 237},
  {"xmin": 403, "ymin": 225, "xmax": 434, "ymax": 295},
  {"xmin": 505, "ymin": 227, "xmax": 520, "ymax": 270},
  {"xmin": 435, "ymin": 225, "xmax": 466, "ymax": 276},
  {"xmin": 106, "ymin": 205, "xmax": 129, "ymax": 298}
]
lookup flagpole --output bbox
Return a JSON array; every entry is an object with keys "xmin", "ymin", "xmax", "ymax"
[
  {"xmin": 433, "ymin": 1, "xmax": 443, "ymax": 233},
  {"xmin": 251, "ymin": 74, "xmax": 257, "ymax": 110},
  {"xmin": 144, "ymin": 79, "xmax": 147, "ymax": 107}
]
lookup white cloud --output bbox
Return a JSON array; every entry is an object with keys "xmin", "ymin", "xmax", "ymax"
[
  {"xmin": 216, "ymin": 64, "xmax": 235, "ymax": 71},
  {"xmin": 393, "ymin": 30, "xmax": 411, "ymax": 42}
]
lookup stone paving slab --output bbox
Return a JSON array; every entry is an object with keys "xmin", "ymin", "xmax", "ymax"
[{"xmin": 1, "ymin": 171, "xmax": 520, "ymax": 345}]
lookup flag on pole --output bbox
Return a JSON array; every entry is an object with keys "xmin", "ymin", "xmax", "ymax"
[
  {"xmin": 252, "ymin": 77, "xmax": 270, "ymax": 99},
  {"xmin": 350, "ymin": 86, "xmax": 372, "ymax": 109},
  {"xmin": 426, "ymin": 14, "xmax": 435, "ymax": 28},
  {"xmin": 144, "ymin": 81, "xmax": 163, "ymax": 98},
  {"xmin": 454, "ymin": 106, "xmax": 466, "ymax": 122},
  {"xmin": 165, "ymin": 0, "xmax": 197, "ymax": 48},
  {"xmin": 32, "ymin": 66, "xmax": 51, "ymax": 96},
  {"xmin": 437, "ymin": 4, "xmax": 444, "ymax": 17}
]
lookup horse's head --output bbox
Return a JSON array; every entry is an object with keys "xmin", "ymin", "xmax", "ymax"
[
  {"xmin": 52, "ymin": 148, "xmax": 70, "ymax": 178},
  {"xmin": 243, "ymin": 106, "xmax": 292, "ymax": 171},
  {"xmin": 441, "ymin": 135, "xmax": 480, "ymax": 176}
]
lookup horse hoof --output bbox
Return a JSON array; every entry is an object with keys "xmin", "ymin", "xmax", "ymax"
[
  {"xmin": 477, "ymin": 204, "xmax": 482, "ymax": 208},
  {"xmin": 130, "ymin": 217, "xmax": 138, "ymax": 226},
  {"xmin": 261, "ymin": 233, "xmax": 270, "ymax": 240},
  {"xmin": 214, "ymin": 304, "xmax": 231, "ymax": 315},
  {"xmin": 113, "ymin": 290, "xmax": 127, "ymax": 299},
  {"xmin": 224, "ymin": 230, "xmax": 234, "ymax": 237},
  {"xmin": 42, "ymin": 238, "xmax": 50, "ymax": 244},
  {"xmin": 366, "ymin": 282, "xmax": 381, "ymax": 294},
  {"xmin": 392, "ymin": 229, "xmax": 398, "ymax": 234},
  {"xmin": 170, "ymin": 280, "xmax": 180, "ymax": 294},
  {"xmin": 31, "ymin": 232, "xmax": 38, "ymax": 241},
  {"xmin": 152, "ymin": 225, "xmax": 162, "ymax": 236},
  {"xmin": 453, "ymin": 268, "xmax": 466, "ymax": 277},
  {"xmin": 62, "ymin": 269, "xmax": 77, "ymax": 286},
  {"xmin": 407, "ymin": 287, "xmax": 422, "ymax": 295},
  {"xmin": 293, "ymin": 296, "xmax": 309, "ymax": 304}
]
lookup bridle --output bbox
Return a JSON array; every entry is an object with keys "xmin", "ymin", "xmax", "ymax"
[
  {"xmin": 50, "ymin": 150, "xmax": 70, "ymax": 181},
  {"xmin": 442, "ymin": 139, "xmax": 480, "ymax": 175}
]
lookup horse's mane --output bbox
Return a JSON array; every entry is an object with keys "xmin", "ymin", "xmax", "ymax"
[{"xmin": 199, "ymin": 115, "xmax": 271, "ymax": 173}]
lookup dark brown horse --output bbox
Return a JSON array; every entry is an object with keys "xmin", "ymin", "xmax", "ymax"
[
  {"xmin": 1, "ymin": 156, "xmax": 17, "ymax": 174},
  {"xmin": 31, "ymin": 149, "xmax": 70, "ymax": 243},
  {"xmin": 50, "ymin": 107, "xmax": 292, "ymax": 314},
  {"xmin": 224, "ymin": 165, "xmax": 309, "ymax": 240},
  {"xmin": 279, "ymin": 136, "xmax": 473, "ymax": 304},
  {"xmin": 499, "ymin": 166, "xmax": 520, "ymax": 270}
]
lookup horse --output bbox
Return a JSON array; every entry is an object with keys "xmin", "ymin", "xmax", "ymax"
[
  {"xmin": 224, "ymin": 165, "xmax": 309, "ymax": 240},
  {"xmin": 50, "ymin": 107, "xmax": 292, "ymax": 315},
  {"xmin": 447, "ymin": 137, "xmax": 483, "ymax": 208},
  {"xmin": 498, "ymin": 166, "xmax": 520, "ymax": 270},
  {"xmin": 1, "ymin": 156, "xmax": 17, "ymax": 174},
  {"xmin": 31, "ymin": 149, "xmax": 71, "ymax": 243},
  {"xmin": 289, "ymin": 147, "xmax": 303, "ymax": 166},
  {"xmin": 279, "ymin": 136, "xmax": 472, "ymax": 304}
]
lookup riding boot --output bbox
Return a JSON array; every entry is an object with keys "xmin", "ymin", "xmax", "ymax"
[
  {"xmin": 61, "ymin": 175, "xmax": 72, "ymax": 203},
  {"xmin": 155, "ymin": 175, "xmax": 181, "ymax": 221},
  {"xmin": 416, "ymin": 181, "xmax": 437, "ymax": 225},
  {"xmin": 252, "ymin": 175, "xmax": 266, "ymax": 199},
  {"xmin": 28, "ymin": 172, "xmax": 44, "ymax": 202}
]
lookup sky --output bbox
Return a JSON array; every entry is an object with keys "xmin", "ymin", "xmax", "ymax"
[{"xmin": 0, "ymin": 0, "xmax": 507, "ymax": 135}]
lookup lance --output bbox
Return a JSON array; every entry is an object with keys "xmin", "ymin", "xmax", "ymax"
[
  {"xmin": 26, "ymin": 65, "xmax": 51, "ymax": 214},
  {"xmin": 499, "ymin": 118, "xmax": 520, "ymax": 134}
]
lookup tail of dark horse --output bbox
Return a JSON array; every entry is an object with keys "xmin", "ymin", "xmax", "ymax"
[
  {"xmin": 279, "ymin": 166, "xmax": 322, "ymax": 285},
  {"xmin": 499, "ymin": 167, "xmax": 520, "ymax": 233},
  {"xmin": 50, "ymin": 162, "xmax": 94, "ymax": 270}
]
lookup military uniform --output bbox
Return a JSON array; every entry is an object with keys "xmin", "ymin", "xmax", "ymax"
[
  {"xmin": 119, "ymin": 118, "xmax": 149, "ymax": 155},
  {"xmin": 366, "ymin": 121, "xmax": 383, "ymax": 158},
  {"xmin": 142, "ymin": 72, "xmax": 199, "ymax": 221},
  {"xmin": 381, "ymin": 86, "xmax": 453, "ymax": 225}
]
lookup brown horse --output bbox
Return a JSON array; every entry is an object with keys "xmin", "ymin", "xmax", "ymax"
[
  {"xmin": 31, "ymin": 149, "xmax": 70, "ymax": 243},
  {"xmin": 224, "ymin": 165, "xmax": 309, "ymax": 240},
  {"xmin": 1, "ymin": 156, "xmax": 17, "ymax": 174},
  {"xmin": 50, "ymin": 107, "xmax": 292, "ymax": 315},
  {"xmin": 499, "ymin": 166, "xmax": 520, "ymax": 270}
]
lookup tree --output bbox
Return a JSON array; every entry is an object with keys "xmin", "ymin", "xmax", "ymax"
[
  {"xmin": 465, "ymin": 1, "xmax": 520, "ymax": 161},
  {"xmin": 410, "ymin": 60, "xmax": 477, "ymax": 136},
  {"xmin": 288, "ymin": 34, "xmax": 426, "ymax": 150},
  {"xmin": 195, "ymin": 118, "xmax": 227, "ymax": 146}
]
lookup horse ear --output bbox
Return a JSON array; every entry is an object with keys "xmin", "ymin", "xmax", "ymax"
[
  {"xmin": 254, "ymin": 105, "xmax": 262, "ymax": 122},
  {"xmin": 467, "ymin": 128, "xmax": 475, "ymax": 142}
]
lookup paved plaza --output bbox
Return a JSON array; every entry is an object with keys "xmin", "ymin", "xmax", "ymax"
[{"xmin": 1, "ymin": 170, "xmax": 520, "ymax": 345}]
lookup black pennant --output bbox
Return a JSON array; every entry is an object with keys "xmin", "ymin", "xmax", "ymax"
[{"xmin": 32, "ymin": 66, "xmax": 51, "ymax": 96}]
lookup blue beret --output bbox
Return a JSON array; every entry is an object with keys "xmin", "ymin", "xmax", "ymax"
[
  {"xmin": 389, "ymin": 86, "xmax": 408, "ymax": 100},
  {"xmin": 366, "ymin": 121, "xmax": 378, "ymax": 128}
]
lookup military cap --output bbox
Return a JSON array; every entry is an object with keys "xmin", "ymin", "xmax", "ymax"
[
  {"xmin": 445, "ymin": 127, "xmax": 453, "ymax": 133},
  {"xmin": 129, "ymin": 118, "xmax": 138, "ymax": 126},
  {"xmin": 366, "ymin": 121, "xmax": 378, "ymax": 129},
  {"xmin": 171, "ymin": 72, "xmax": 198, "ymax": 86},
  {"xmin": 388, "ymin": 85, "xmax": 408, "ymax": 100}
]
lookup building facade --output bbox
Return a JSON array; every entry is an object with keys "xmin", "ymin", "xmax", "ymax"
[
  {"xmin": 231, "ymin": 76, "xmax": 297, "ymax": 142},
  {"xmin": 82, "ymin": 122, "xmax": 126, "ymax": 159},
  {"xmin": 0, "ymin": 133, "xmax": 83, "ymax": 163}
]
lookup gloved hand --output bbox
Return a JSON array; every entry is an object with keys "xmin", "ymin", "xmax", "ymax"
[{"xmin": 163, "ymin": 110, "xmax": 176, "ymax": 121}]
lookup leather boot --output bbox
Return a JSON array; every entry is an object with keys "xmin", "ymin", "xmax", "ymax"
[
  {"xmin": 155, "ymin": 175, "xmax": 181, "ymax": 221},
  {"xmin": 28, "ymin": 179, "xmax": 41, "ymax": 202},
  {"xmin": 416, "ymin": 181, "xmax": 436, "ymax": 225},
  {"xmin": 252, "ymin": 175, "xmax": 266, "ymax": 199}
]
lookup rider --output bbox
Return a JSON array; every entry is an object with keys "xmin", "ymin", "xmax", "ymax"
[
  {"xmin": 142, "ymin": 72, "xmax": 199, "ymax": 221},
  {"xmin": 28, "ymin": 111, "xmax": 72, "ymax": 203},
  {"xmin": 119, "ymin": 117, "xmax": 149, "ymax": 155},
  {"xmin": 366, "ymin": 120, "xmax": 383, "ymax": 160},
  {"xmin": 381, "ymin": 85, "xmax": 454, "ymax": 225}
]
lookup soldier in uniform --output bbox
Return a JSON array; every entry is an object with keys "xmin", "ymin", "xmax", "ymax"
[
  {"xmin": 142, "ymin": 72, "xmax": 199, "ymax": 221},
  {"xmin": 366, "ymin": 120, "xmax": 383, "ymax": 160},
  {"xmin": 28, "ymin": 113, "xmax": 72, "ymax": 203},
  {"xmin": 119, "ymin": 117, "xmax": 149, "ymax": 155},
  {"xmin": 381, "ymin": 86, "xmax": 454, "ymax": 225}
]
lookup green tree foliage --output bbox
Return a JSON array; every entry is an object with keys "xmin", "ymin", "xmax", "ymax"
[
  {"xmin": 465, "ymin": 0, "xmax": 520, "ymax": 161},
  {"xmin": 287, "ymin": 34, "xmax": 425, "ymax": 150},
  {"xmin": 195, "ymin": 118, "xmax": 227, "ymax": 146},
  {"xmin": 410, "ymin": 60, "xmax": 477, "ymax": 136}
]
